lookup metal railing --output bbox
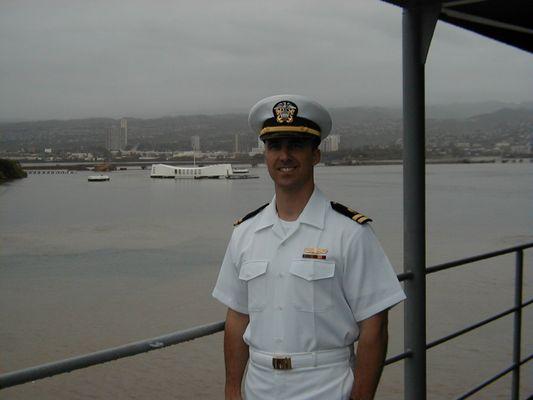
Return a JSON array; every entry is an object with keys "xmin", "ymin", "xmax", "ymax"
[{"xmin": 1, "ymin": 242, "xmax": 531, "ymax": 399}]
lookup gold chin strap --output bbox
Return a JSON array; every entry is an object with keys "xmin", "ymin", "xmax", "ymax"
[{"xmin": 260, "ymin": 125, "xmax": 321, "ymax": 138}]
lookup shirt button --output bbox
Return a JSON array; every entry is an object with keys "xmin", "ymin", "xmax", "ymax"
[
  {"xmin": 278, "ymin": 272, "xmax": 283, "ymax": 278},
  {"xmin": 275, "ymin": 338, "xmax": 283, "ymax": 343},
  {"xmin": 277, "ymin": 305, "xmax": 283, "ymax": 310}
]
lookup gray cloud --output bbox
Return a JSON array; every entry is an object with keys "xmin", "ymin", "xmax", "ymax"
[{"xmin": 1, "ymin": 0, "xmax": 532, "ymax": 121}]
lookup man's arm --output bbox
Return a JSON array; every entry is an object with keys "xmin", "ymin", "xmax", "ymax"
[
  {"xmin": 351, "ymin": 310, "xmax": 389, "ymax": 400},
  {"xmin": 224, "ymin": 308, "xmax": 250, "ymax": 400}
]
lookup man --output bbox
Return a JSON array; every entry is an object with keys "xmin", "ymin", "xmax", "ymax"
[{"xmin": 212, "ymin": 94, "xmax": 405, "ymax": 400}]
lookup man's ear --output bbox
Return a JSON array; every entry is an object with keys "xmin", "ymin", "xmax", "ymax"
[{"xmin": 313, "ymin": 148, "xmax": 321, "ymax": 166}]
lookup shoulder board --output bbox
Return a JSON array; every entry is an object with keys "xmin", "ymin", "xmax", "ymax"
[
  {"xmin": 233, "ymin": 203, "xmax": 269, "ymax": 227},
  {"xmin": 330, "ymin": 201, "xmax": 372, "ymax": 225}
]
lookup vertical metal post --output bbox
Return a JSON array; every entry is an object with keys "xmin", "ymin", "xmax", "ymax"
[
  {"xmin": 402, "ymin": 3, "xmax": 438, "ymax": 400},
  {"xmin": 511, "ymin": 250, "xmax": 523, "ymax": 399}
]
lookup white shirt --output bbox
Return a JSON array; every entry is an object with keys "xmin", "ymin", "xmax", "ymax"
[{"xmin": 212, "ymin": 187, "xmax": 405, "ymax": 354}]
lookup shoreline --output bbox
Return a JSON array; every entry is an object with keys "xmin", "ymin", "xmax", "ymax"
[
  {"xmin": 16, "ymin": 157, "xmax": 532, "ymax": 170},
  {"xmin": 323, "ymin": 157, "xmax": 531, "ymax": 166}
]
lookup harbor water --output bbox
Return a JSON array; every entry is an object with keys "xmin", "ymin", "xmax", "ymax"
[{"xmin": 1, "ymin": 163, "xmax": 532, "ymax": 399}]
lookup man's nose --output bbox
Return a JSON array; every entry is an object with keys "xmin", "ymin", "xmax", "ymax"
[{"xmin": 279, "ymin": 145, "xmax": 291, "ymax": 160}]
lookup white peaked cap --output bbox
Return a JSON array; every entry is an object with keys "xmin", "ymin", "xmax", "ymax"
[{"xmin": 248, "ymin": 94, "xmax": 332, "ymax": 142}]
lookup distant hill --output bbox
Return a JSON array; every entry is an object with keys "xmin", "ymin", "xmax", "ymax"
[
  {"xmin": 426, "ymin": 101, "xmax": 533, "ymax": 119},
  {"xmin": 468, "ymin": 108, "xmax": 533, "ymax": 124},
  {"xmin": 0, "ymin": 103, "xmax": 531, "ymax": 152}
]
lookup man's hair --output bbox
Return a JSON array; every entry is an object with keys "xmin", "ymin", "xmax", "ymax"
[{"xmin": 310, "ymin": 137, "xmax": 320, "ymax": 150}]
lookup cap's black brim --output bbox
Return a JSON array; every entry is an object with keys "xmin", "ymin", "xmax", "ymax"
[{"xmin": 260, "ymin": 132, "xmax": 319, "ymax": 142}]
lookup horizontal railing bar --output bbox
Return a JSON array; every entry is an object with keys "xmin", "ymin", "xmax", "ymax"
[
  {"xmin": 397, "ymin": 271, "xmax": 413, "ymax": 282},
  {"xmin": 427, "ymin": 298, "xmax": 533, "ymax": 350},
  {"xmin": 0, "ymin": 321, "xmax": 225, "ymax": 390},
  {"xmin": 426, "ymin": 242, "xmax": 533, "ymax": 275},
  {"xmin": 385, "ymin": 349, "xmax": 413, "ymax": 365},
  {"xmin": 455, "ymin": 353, "xmax": 533, "ymax": 400}
]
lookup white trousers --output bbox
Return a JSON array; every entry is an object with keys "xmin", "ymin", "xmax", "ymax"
[{"xmin": 244, "ymin": 357, "xmax": 354, "ymax": 400}]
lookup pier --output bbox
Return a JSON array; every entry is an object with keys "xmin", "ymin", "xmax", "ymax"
[
  {"xmin": 26, "ymin": 170, "xmax": 77, "ymax": 174},
  {"xmin": 21, "ymin": 160, "xmax": 254, "ymax": 172}
]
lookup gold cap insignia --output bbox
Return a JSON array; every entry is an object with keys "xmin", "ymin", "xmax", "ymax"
[{"xmin": 273, "ymin": 101, "xmax": 298, "ymax": 124}]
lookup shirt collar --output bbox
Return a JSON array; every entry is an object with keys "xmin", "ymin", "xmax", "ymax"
[
  {"xmin": 254, "ymin": 187, "xmax": 327, "ymax": 232},
  {"xmin": 254, "ymin": 195, "xmax": 278, "ymax": 232},
  {"xmin": 298, "ymin": 187, "xmax": 327, "ymax": 230}
]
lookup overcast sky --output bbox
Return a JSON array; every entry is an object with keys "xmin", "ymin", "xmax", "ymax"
[{"xmin": 1, "ymin": 0, "xmax": 532, "ymax": 121}]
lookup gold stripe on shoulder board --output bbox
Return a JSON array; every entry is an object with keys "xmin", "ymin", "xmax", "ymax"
[
  {"xmin": 330, "ymin": 201, "xmax": 372, "ymax": 225},
  {"xmin": 357, "ymin": 216, "xmax": 370, "ymax": 224}
]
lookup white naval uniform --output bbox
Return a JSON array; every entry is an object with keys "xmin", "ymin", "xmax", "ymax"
[{"xmin": 212, "ymin": 188, "xmax": 406, "ymax": 399}]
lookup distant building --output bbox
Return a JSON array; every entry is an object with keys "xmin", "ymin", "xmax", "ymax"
[
  {"xmin": 234, "ymin": 133, "xmax": 240, "ymax": 153},
  {"xmin": 250, "ymin": 138, "xmax": 265, "ymax": 156},
  {"xmin": 510, "ymin": 145, "xmax": 529, "ymax": 154},
  {"xmin": 120, "ymin": 118, "xmax": 128, "ymax": 148},
  {"xmin": 105, "ymin": 126, "xmax": 121, "ymax": 151},
  {"xmin": 68, "ymin": 152, "xmax": 93, "ymax": 161},
  {"xmin": 320, "ymin": 134, "xmax": 340, "ymax": 152},
  {"xmin": 494, "ymin": 141, "xmax": 511, "ymax": 152},
  {"xmin": 191, "ymin": 135, "xmax": 201, "ymax": 151},
  {"xmin": 105, "ymin": 119, "xmax": 128, "ymax": 151},
  {"xmin": 234, "ymin": 133, "xmax": 255, "ymax": 154}
]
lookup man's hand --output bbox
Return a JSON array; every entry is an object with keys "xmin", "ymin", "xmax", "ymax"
[
  {"xmin": 224, "ymin": 308, "xmax": 250, "ymax": 400},
  {"xmin": 351, "ymin": 310, "xmax": 389, "ymax": 400}
]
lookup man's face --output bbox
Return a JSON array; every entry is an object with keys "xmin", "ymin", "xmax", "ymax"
[{"xmin": 264, "ymin": 137, "xmax": 320, "ymax": 192}]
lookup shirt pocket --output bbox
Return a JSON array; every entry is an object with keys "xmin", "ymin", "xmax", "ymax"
[
  {"xmin": 289, "ymin": 260, "xmax": 336, "ymax": 312},
  {"xmin": 239, "ymin": 260, "xmax": 269, "ymax": 312}
]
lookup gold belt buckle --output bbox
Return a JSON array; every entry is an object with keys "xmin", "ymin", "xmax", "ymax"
[{"xmin": 272, "ymin": 357, "xmax": 292, "ymax": 370}]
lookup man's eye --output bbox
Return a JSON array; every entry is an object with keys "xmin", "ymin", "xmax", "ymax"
[{"xmin": 290, "ymin": 142, "xmax": 305, "ymax": 150}]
